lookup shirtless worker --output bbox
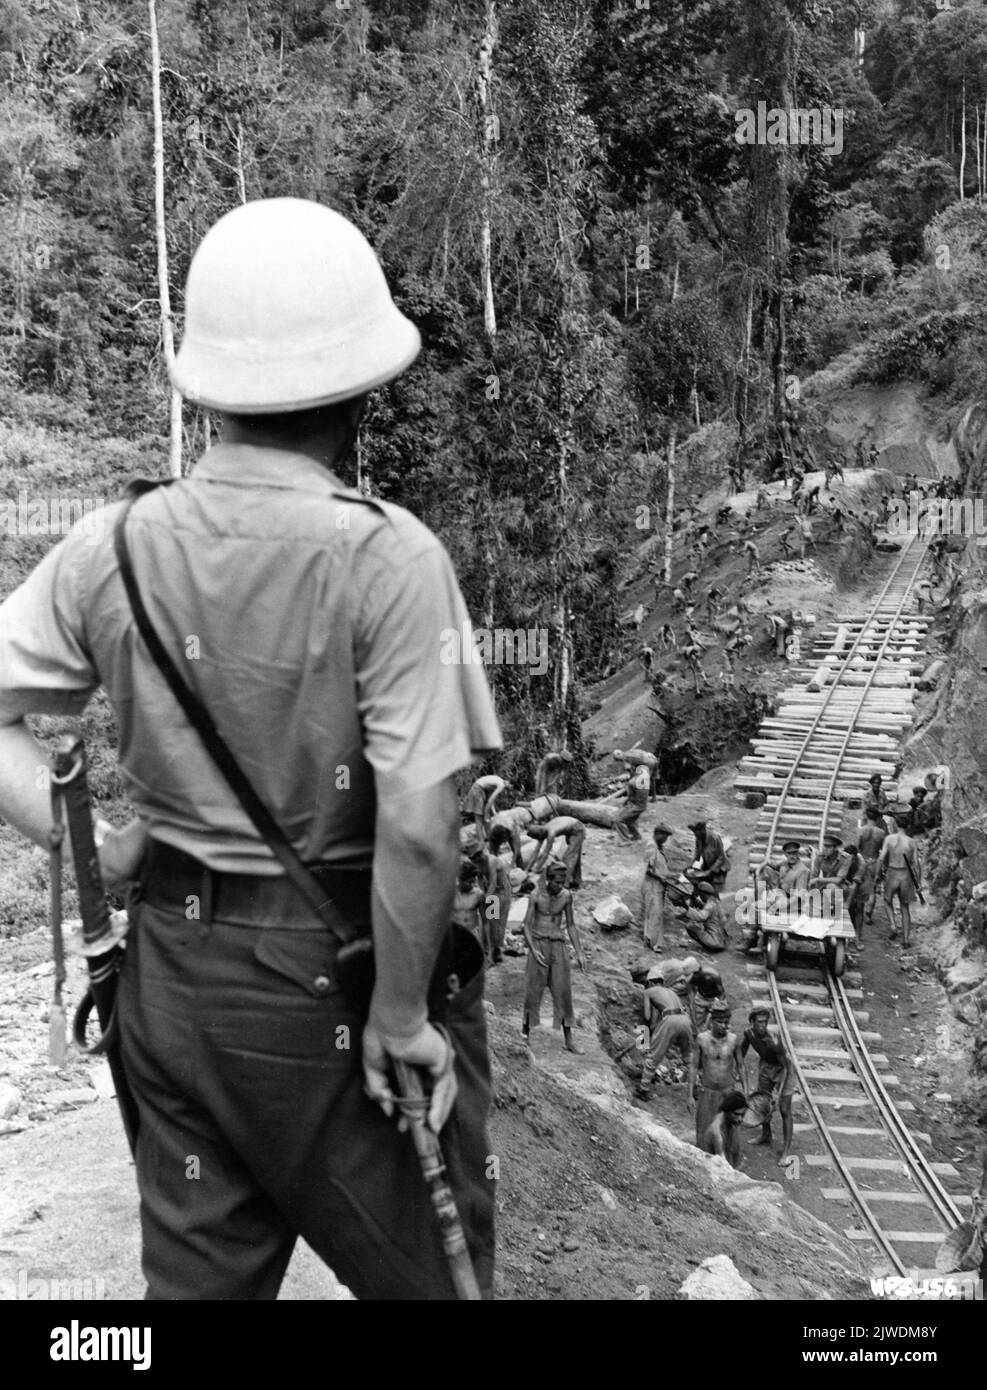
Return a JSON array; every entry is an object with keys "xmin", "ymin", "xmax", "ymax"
[
  {"xmin": 534, "ymin": 749, "xmax": 574, "ymax": 797},
  {"xmin": 686, "ymin": 959, "xmax": 727, "ymax": 1034},
  {"xmin": 521, "ymin": 863, "xmax": 584, "ymax": 1053},
  {"xmin": 701, "ymin": 1091, "xmax": 748, "ymax": 1169},
  {"xmin": 452, "ymin": 858, "xmax": 486, "ymax": 946},
  {"xmin": 636, "ymin": 969, "xmax": 693, "ymax": 1099},
  {"xmin": 462, "ymin": 773, "xmax": 509, "ymax": 849},
  {"xmin": 526, "ymin": 815, "xmax": 586, "ymax": 890},
  {"xmin": 469, "ymin": 842, "xmax": 513, "ymax": 965},
  {"xmin": 688, "ymin": 1004, "xmax": 746, "ymax": 1150},
  {"xmin": 741, "ymin": 1007, "xmax": 794, "ymax": 1164},
  {"xmin": 488, "ymin": 803, "xmax": 535, "ymax": 868},
  {"xmin": 877, "ymin": 813, "xmax": 923, "ymax": 947},
  {"xmin": 858, "ymin": 806, "xmax": 888, "ymax": 925}
]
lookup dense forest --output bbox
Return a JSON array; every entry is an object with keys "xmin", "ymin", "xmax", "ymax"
[{"xmin": 4, "ymin": 0, "xmax": 987, "ymax": 764}]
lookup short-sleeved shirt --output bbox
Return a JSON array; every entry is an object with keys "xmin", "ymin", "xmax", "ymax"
[{"xmin": 0, "ymin": 444, "xmax": 502, "ymax": 873}]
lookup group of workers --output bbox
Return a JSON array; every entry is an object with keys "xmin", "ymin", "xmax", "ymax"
[
  {"xmin": 737, "ymin": 770, "xmax": 937, "ymax": 954},
  {"xmin": 632, "ymin": 954, "xmax": 794, "ymax": 1167}
]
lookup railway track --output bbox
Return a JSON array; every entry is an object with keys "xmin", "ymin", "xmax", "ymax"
[{"xmin": 733, "ymin": 531, "xmax": 976, "ymax": 1287}]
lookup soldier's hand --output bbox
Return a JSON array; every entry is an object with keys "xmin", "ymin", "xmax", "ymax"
[
  {"xmin": 533, "ymin": 949, "xmax": 547, "ymax": 968},
  {"xmin": 96, "ymin": 818, "xmax": 148, "ymax": 893},
  {"xmin": 686, "ymin": 1094, "xmax": 696, "ymax": 1115},
  {"xmin": 362, "ymin": 1019, "xmax": 458, "ymax": 1134}
]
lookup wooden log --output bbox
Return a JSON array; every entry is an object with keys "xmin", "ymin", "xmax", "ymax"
[{"xmin": 551, "ymin": 797, "xmax": 620, "ymax": 828}]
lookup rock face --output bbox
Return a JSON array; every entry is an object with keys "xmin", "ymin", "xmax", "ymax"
[{"xmin": 679, "ymin": 1254, "xmax": 758, "ymax": 1301}]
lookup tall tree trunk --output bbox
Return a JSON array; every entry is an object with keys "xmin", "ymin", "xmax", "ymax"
[
  {"xmin": 960, "ymin": 77, "xmax": 967, "ymax": 203},
  {"xmin": 477, "ymin": 1, "xmax": 498, "ymax": 341},
  {"xmin": 149, "ymin": 0, "xmax": 182, "ymax": 477},
  {"xmin": 976, "ymin": 100, "xmax": 982, "ymax": 201},
  {"xmin": 233, "ymin": 118, "xmax": 247, "ymax": 205},
  {"xmin": 477, "ymin": 2, "xmax": 499, "ymax": 636},
  {"xmin": 663, "ymin": 426, "xmax": 676, "ymax": 585}
]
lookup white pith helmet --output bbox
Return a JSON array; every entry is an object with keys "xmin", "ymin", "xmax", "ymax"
[{"xmin": 170, "ymin": 198, "xmax": 421, "ymax": 412}]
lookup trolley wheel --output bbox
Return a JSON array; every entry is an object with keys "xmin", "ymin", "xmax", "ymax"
[
  {"xmin": 765, "ymin": 934, "xmax": 781, "ymax": 973},
  {"xmin": 827, "ymin": 938, "xmax": 846, "ymax": 979}
]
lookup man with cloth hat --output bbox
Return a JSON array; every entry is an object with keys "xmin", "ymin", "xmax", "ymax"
[
  {"xmin": 682, "ymin": 882, "xmax": 729, "ymax": 953},
  {"xmin": 741, "ymin": 1006, "xmax": 795, "ymax": 1164},
  {"xmin": 684, "ymin": 810, "xmax": 729, "ymax": 894},
  {"xmin": 688, "ymin": 1004, "xmax": 746, "ymax": 1149},
  {"xmin": 635, "ymin": 968, "xmax": 693, "ymax": 1099},
  {"xmin": 640, "ymin": 821, "xmax": 674, "ymax": 951},
  {"xmin": 0, "ymin": 198, "xmax": 501, "ymax": 1298}
]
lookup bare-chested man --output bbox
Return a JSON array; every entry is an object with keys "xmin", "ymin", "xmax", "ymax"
[
  {"xmin": 488, "ymin": 804, "xmax": 535, "ymax": 867},
  {"xmin": 462, "ymin": 773, "xmax": 509, "ymax": 849},
  {"xmin": 526, "ymin": 815, "xmax": 586, "ymax": 890},
  {"xmin": 701, "ymin": 1091, "xmax": 748, "ymax": 1169},
  {"xmin": 469, "ymin": 842, "xmax": 513, "ymax": 965},
  {"xmin": 877, "ymin": 814, "xmax": 922, "ymax": 947},
  {"xmin": 741, "ymin": 1006, "xmax": 794, "ymax": 1164},
  {"xmin": 522, "ymin": 863, "xmax": 584, "ymax": 1053},
  {"xmin": 451, "ymin": 858, "xmax": 486, "ymax": 944},
  {"xmin": 534, "ymin": 750, "xmax": 574, "ymax": 797},
  {"xmin": 688, "ymin": 1004, "xmax": 746, "ymax": 1149},
  {"xmin": 858, "ymin": 806, "xmax": 887, "ymax": 924}
]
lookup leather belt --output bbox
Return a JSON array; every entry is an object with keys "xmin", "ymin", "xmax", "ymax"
[{"xmin": 141, "ymin": 840, "xmax": 372, "ymax": 930}]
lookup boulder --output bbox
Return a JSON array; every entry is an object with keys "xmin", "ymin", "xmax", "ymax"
[
  {"xmin": 0, "ymin": 1083, "xmax": 21, "ymax": 1120},
  {"xmin": 679, "ymin": 1254, "xmax": 757, "ymax": 1301},
  {"xmin": 592, "ymin": 896, "xmax": 633, "ymax": 931}
]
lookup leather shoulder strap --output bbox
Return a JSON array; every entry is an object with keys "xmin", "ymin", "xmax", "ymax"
[{"xmin": 113, "ymin": 491, "xmax": 355, "ymax": 944}]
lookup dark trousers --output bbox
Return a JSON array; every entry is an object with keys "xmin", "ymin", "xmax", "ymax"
[{"xmin": 118, "ymin": 890, "xmax": 494, "ymax": 1300}]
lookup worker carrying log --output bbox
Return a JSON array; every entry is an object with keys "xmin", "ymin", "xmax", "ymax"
[
  {"xmin": 613, "ymin": 763, "xmax": 650, "ymax": 842},
  {"xmin": 614, "ymin": 746, "xmax": 660, "ymax": 799}
]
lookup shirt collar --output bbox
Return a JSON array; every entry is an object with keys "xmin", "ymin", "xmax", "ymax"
[{"xmin": 192, "ymin": 442, "xmax": 351, "ymax": 496}]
